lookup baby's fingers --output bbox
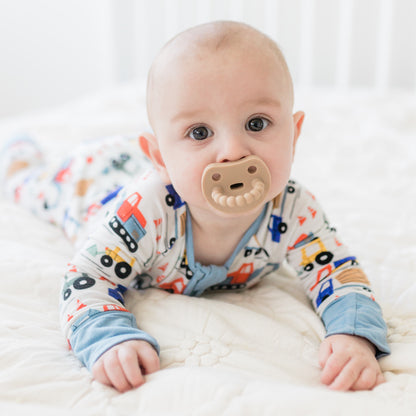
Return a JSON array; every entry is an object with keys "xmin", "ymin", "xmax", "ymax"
[
  {"xmin": 103, "ymin": 349, "xmax": 133, "ymax": 393},
  {"xmin": 118, "ymin": 345, "xmax": 145, "ymax": 389},
  {"xmin": 351, "ymin": 369, "xmax": 385, "ymax": 391},
  {"xmin": 91, "ymin": 358, "xmax": 112, "ymax": 387},
  {"xmin": 320, "ymin": 353, "xmax": 350, "ymax": 387},
  {"xmin": 135, "ymin": 342, "xmax": 160, "ymax": 375}
]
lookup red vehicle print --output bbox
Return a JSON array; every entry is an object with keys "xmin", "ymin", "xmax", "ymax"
[
  {"xmin": 103, "ymin": 304, "xmax": 129, "ymax": 312},
  {"xmin": 159, "ymin": 277, "xmax": 186, "ymax": 294},
  {"xmin": 227, "ymin": 263, "xmax": 254, "ymax": 284},
  {"xmin": 109, "ymin": 192, "xmax": 147, "ymax": 252},
  {"xmin": 209, "ymin": 263, "xmax": 254, "ymax": 291}
]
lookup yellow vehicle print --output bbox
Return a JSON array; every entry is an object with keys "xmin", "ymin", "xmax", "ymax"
[
  {"xmin": 100, "ymin": 247, "xmax": 136, "ymax": 279},
  {"xmin": 179, "ymin": 249, "xmax": 194, "ymax": 279},
  {"xmin": 300, "ymin": 237, "xmax": 333, "ymax": 272}
]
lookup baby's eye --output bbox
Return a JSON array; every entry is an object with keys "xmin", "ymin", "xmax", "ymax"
[
  {"xmin": 188, "ymin": 126, "xmax": 213, "ymax": 141},
  {"xmin": 246, "ymin": 117, "xmax": 270, "ymax": 132}
]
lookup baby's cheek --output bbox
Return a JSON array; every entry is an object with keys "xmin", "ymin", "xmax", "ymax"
[
  {"xmin": 171, "ymin": 170, "xmax": 201, "ymax": 199},
  {"xmin": 270, "ymin": 162, "xmax": 292, "ymax": 191}
]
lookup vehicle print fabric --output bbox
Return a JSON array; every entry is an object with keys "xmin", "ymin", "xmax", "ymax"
[{"xmin": 1, "ymin": 135, "xmax": 386, "ymax": 368}]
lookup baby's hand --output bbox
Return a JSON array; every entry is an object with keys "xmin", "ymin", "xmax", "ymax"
[
  {"xmin": 319, "ymin": 334, "xmax": 385, "ymax": 391},
  {"xmin": 92, "ymin": 340, "xmax": 160, "ymax": 392}
]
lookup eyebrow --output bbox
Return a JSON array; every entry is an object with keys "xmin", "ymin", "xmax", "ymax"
[
  {"xmin": 171, "ymin": 110, "xmax": 203, "ymax": 124},
  {"xmin": 247, "ymin": 97, "xmax": 282, "ymax": 108},
  {"xmin": 171, "ymin": 97, "xmax": 282, "ymax": 123}
]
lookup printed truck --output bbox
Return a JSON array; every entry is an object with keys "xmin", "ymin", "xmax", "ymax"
[
  {"xmin": 62, "ymin": 273, "xmax": 96, "ymax": 301},
  {"xmin": 159, "ymin": 277, "xmax": 186, "ymax": 294},
  {"xmin": 100, "ymin": 247, "xmax": 136, "ymax": 279},
  {"xmin": 300, "ymin": 237, "xmax": 334, "ymax": 272},
  {"xmin": 268, "ymin": 215, "xmax": 287, "ymax": 243},
  {"xmin": 165, "ymin": 185, "xmax": 185, "ymax": 209},
  {"xmin": 315, "ymin": 278, "xmax": 334, "ymax": 307},
  {"xmin": 109, "ymin": 192, "xmax": 147, "ymax": 252},
  {"xmin": 227, "ymin": 263, "xmax": 254, "ymax": 285}
]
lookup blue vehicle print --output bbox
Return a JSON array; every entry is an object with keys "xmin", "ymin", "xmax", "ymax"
[
  {"xmin": 316, "ymin": 278, "xmax": 334, "ymax": 307},
  {"xmin": 165, "ymin": 184, "xmax": 185, "ymax": 209},
  {"xmin": 108, "ymin": 284, "xmax": 128, "ymax": 304},
  {"xmin": 268, "ymin": 181, "xmax": 297, "ymax": 243},
  {"xmin": 268, "ymin": 215, "xmax": 287, "ymax": 243}
]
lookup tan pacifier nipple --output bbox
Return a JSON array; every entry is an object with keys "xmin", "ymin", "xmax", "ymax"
[{"xmin": 201, "ymin": 155, "xmax": 271, "ymax": 214}]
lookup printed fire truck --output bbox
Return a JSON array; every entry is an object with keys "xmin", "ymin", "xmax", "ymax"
[
  {"xmin": 109, "ymin": 192, "xmax": 147, "ymax": 253},
  {"xmin": 228, "ymin": 263, "xmax": 254, "ymax": 285},
  {"xmin": 159, "ymin": 278, "xmax": 186, "ymax": 294},
  {"xmin": 100, "ymin": 247, "xmax": 136, "ymax": 279},
  {"xmin": 209, "ymin": 263, "xmax": 254, "ymax": 291}
]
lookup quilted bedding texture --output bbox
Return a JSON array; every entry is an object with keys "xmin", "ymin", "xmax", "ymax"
[{"xmin": 0, "ymin": 85, "xmax": 415, "ymax": 416}]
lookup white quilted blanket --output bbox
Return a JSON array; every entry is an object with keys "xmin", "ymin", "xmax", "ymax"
[{"xmin": 0, "ymin": 84, "xmax": 415, "ymax": 415}]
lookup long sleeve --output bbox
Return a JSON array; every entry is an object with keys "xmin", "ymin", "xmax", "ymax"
[
  {"xmin": 60, "ymin": 189, "xmax": 160, "ymax": 368},
  {"xmin": 283, "ymin": 182, "xmax": 389, "ymax": 356},
  {"xmin": 59, "ymin": 171, "xmax": 176, "ymax": 368}
]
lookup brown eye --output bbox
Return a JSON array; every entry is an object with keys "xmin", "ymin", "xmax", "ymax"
[
  {"xmin": 246, "ymin": 117, "xmax": 269, "ymax": 132},
  {"xmin": 189, "ymin": 126, "xmax": 213, "ymax": 140}
]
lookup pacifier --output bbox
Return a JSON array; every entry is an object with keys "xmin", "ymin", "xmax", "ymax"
[{"xmin": 201, "ymin": 155, "xmax": 271, "ymax": 214}]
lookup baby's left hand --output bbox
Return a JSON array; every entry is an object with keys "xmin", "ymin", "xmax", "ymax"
[{"xmin": 319, "ymin": 334, "xmax": 385, "ymax": 391}]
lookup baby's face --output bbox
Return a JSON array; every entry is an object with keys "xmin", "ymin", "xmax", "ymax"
[{"xmin": 148, "ymin": 42, "xmax": 303, "ymax": 219}]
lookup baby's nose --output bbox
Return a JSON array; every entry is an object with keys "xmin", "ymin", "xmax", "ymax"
[{"xmin": 217, "ymin": 135, "xmax": 250, "ymax": 163}]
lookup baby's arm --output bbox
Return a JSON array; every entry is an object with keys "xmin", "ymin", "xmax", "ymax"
[
  {"xmin": 60, "ymin": 185, "xmax": 163, "ymax": 391},
  {"xmin": 92, "ymin": 340, "xmax": 160, "ymax": 392},
  {"xmin": 282, "ymin": 183, "xmax": 389, "ymax": 390},
  {"xmin": 319, "ymin": 334, "xmax": 384, "ymax": 391}
]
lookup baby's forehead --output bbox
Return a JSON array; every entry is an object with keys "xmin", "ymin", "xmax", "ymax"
[
  {"xmin": 146, "ymin": 22, "xmax": 294, "ymax": 122},
  {"xmin": 154, "ymin": 23, "xmax": 284, "ymax": 73}
]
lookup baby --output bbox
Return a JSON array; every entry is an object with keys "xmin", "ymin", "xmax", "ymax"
[{"xmin": 1, "ymin": 21, "xmax": 389, "ymax": 393}]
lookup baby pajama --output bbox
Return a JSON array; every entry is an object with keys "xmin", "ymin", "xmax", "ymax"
[
  {"xmin": 1, "ymin": 135, "xmax": 390, "ymax": 370},
  {"xmin": 1, "ymin": 136, "xmax": 150, "ymax": 244}
]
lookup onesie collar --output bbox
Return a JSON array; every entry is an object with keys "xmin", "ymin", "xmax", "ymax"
[{"xmin": 183, "ymin": 204, "xmax": 268, "ymax": 296}]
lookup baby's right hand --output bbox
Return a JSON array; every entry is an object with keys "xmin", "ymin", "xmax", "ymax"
[{"xmin": 92, "ymin": 339, "xmax": 160, "ymax": 392}]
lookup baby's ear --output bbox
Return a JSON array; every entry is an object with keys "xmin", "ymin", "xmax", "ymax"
[
  {"xmin": 138, "ymin": 133, "xmax": 171, "ymax": 183},
  {"xmin": 292, "ymin": 111, "xmax": 305, "ymax": 158}
]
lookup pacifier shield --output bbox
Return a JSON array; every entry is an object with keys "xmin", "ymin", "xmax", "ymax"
[{"xmin": 201, "ymin": 155, "xmax": 271, "ymax": 214}]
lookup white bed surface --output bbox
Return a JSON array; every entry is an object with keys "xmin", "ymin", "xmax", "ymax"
[{"xmin": 0, "ymin": 85, "xmax": 415, "ymax": 415}]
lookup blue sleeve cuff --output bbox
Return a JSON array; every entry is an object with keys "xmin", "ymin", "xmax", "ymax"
[
  {"xmin": 69, "ymin": 310, "xmax": 160, "ymax": 371},
  {"xmin": 321, "ymin": 293, "xmax": 390, "ymax": 359}
]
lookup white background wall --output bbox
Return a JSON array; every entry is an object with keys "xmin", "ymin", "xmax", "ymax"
[{"xmin": 0, "ymin": 0, "xmax": 415, "ymax": 119}]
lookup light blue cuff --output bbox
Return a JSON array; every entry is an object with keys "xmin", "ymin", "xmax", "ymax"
[
  {"xmin": 321, "ymin": 293, "xmax": 390, "ymax": 358},
  {"xmin": 69, "ymin": 310, "xmax": 160, "ymax": 371}
]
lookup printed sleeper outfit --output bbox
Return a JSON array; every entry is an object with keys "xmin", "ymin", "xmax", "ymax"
[{"xmin": 1, "ymin": 136, "xmax": 390, "ymax": 370}]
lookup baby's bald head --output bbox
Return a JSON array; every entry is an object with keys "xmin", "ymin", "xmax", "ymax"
[{"xmin": 146, "ymin": 21, "xmax": 294, "ymax": 128}]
